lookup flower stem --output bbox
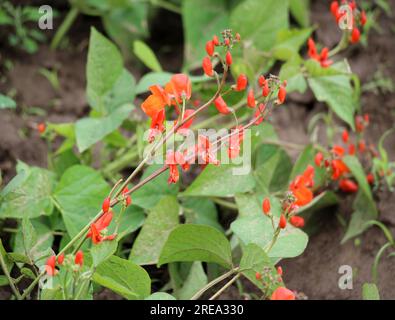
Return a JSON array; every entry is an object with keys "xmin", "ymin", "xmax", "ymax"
[
  {"xmin": 0, "ymin": 251, "xmax": 22, "ymax": 300},
  {"xmin": 209, "ymin": 274, "xmax": 240, "ymax": 300}
]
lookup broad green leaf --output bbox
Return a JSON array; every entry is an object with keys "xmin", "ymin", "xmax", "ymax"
[
  {"xmin": 75, "ymin": 103, "xmax": 132, "ymax": 152},
  {"xmin": 308, "ymin": 75, "xmax": 356, "ymax": 129},
  {"xmin": 175, "ymin": 262, "xmax": 208, "ymax": 300},
  {"xmin": 133, "ymin": 40, "xmax": 162, "ymax": 72},
  {"xmin": 272, "ymin": 28, "xmax": 313, "ymax": 61},
  {"xmin": 279, "ymin": 57, "xmax": 307, "ymax": 93},
  {"xmin": 53, "ymin": 165, "xmax": 110, "ymax": 238},
  {"xmin": 133, "ymin": 165, "xmax": 179, "ymax": 209},
  {"xmin": 14, "ymin": 218, "xmax": 54, "ymax": 267},
  {"xmin": 362, "ymin": 283, "xmax": 380, "ymax": 300},
  {"xmin": 0, "ymin": 276, "xmax": 8, "ymax": 286},
  {"xmin": 183, "ymin": 198, "xmax": 222, "ymax": 231},
  {"xmin": 231, "ymin": 215, "xmax": 308, "ymax": 259},
  {"xmin": 91, "ymin": 240, "xmax": 118, "ymax": 267},
  {"xmin": 86, "ymin": 27, "xmax": 123, "ymax": 111},
  {"xmin": 182, "ymin": 164, "xmax": 255, "ymax": 197},
  {"xmin": 145, "ymin": 292, "xmax": 177, "ymax": 300},
  {"xmin": 0, "ymin": 94, "xmax": 16, "ymax": 109},
  {"xmin": 158, "ymin": 224, "xmax": 233, "ymax": 269},
  {"xmin": 93, "ymin": 255, "xmax": 151, "ymax": 300},
  {"xmin": 136, "ymin": 72, "xmax": 173, "ymax": 94},
  {"xmin": 342, "ymin": 156, "xmax": 378, "ymax": 242},
  {"xmin": 289, "ymin": 0, "xmax": 310, "ymax": 27},
  {"xmin": 108, "ymin": 205, "xmax": 145, "ymax": 240},
  {"xmin": 239, "ymin": 243, "xmax": 281, "ymax": 292},
  {"xmin": 230, "ymin": 0, "xmax": 289, "ymax": 52},
  {"xmin": 182, "ymin": 0, "xmax": 229, "ymax": 69},
  {"xmin": 129, "ymin": 196, "xmax": 179, "ymax": 265},
  {"xmin": 254, "ymin": 145, "xmax": 292, "ymax": 193},
  {"xmin": 0, "ymin": 164, "xmax": 55, "ymax": 219}
]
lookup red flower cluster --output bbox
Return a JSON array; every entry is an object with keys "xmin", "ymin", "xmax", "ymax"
[
  {"xmin": 307, "ymin": 38, "xmax": 333, "ymax": 68},
  {"xmin": 141, "ymin": 74, "xmax": 194, "ymax": 142},
  {"xmin": 87, "ymin": 197, "xmax": 117, "ymax": 244},
  {"xmin": 271, "ymin": 287, "xmax": 296, "ymax": 300},
  {"xmin": 45, "ymin": 251, "xmax": 84, "ymax": 276},
  {"xmin": 330, "ymin": 0, "xmax": 367, "ymax": 44}
]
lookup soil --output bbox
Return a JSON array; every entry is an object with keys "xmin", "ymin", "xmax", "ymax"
[{"xmin": 0, "ymin": 0, "xmax": 395, "ymax": 300}]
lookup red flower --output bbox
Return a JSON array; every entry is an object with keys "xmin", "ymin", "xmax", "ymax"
[
  {"xmin": 235, "ymin": 74, "xmax": 248, "ymax": 91},
  {"xmin": 37, "ymin": 123, "xmax": 46, "ymax": 134},
  {"xmin": 102, "ymin": 197, "xmax": 111, "ymax": 213},
  {"xmin": 289, "ymin": 165, "xmax": 315, "ymax": 206},
  {"xmin": 197, "ymin": 135, "xmax": 219, "ymax": 166},
  {"xmin": 350, "ymin": 28, "xmax": 361, "ymax": 44},
  {"xmin": 165, "ymin": 74, "xmax": 192, "ymax": 104},
  {"xmin": 367, "ymin": 173, "xmax": 374, "ymax": 185},
  {"xmin": 331, "ymin": 159, "xmax": 350, "ymax": 180},
  {"xmin": 255, "ymin": 272, "xmax": 262, "ymax": 280},
  {"xmin": 271, "ymin": 287, "xmax": 295, "ymax": 300},
  {"xmin": 202, "ymin": 57, "xmax": 213, "ymax": 77},
  {"xmin": 358, "ymin": 140, "xmax": 366, "ymax": 153},
  {"xmin": 258, "ymin": 75, "xmax": 266, "ymax": 87},
  {"xmin": 342, "ymin": 129, "xmax": 349, "ymax": 143},
  {"xmin": 212, "ymin": 35, "xmax": 219, "ymax": 46},
  {"xmin": 214, "ymin": 96, "xmax": 230, "ymax": 114},
  {"xmin": 148, "ymin": 109, "xmax": 165, "ymax": 143},
  {"xmin": 247, "ymin": 89, "xmax": 256, "ymax": 108},
  {"xmin": 277, "ymin": 85, "xmax": 286, "ymax": 104},
  {"xmin": 166, "ymin": 151, "xmax": 185, "ymax": 184},
  {"xmin": 314, "ymin": 152, "xmax": 324, "ymax": 167},
  {"xmin": 290, "ymin": 216, "xmax": 305, "ymax": 228},
  {"xmin": 75, "ymin": 250, "xmax": 84, "ymax": 266},
  {"xmin": 332, "ymin": 145, "xmax": 345, "ymax": 157},
  {"xmin": 330, "ymin": 1, "xmax": 339, "ymax": 17},
  {"xmin": 57, "ymin": 254, "xmax": 65, "ymax": 265},
  {"xmin": 122, "ymin": 187, "xmax": 131, "ymax": 207},
  {"xmin": 279, "ymin": 214, "xmax": 287, "ymax": 229},
  {"xmin": 227, "ymin": 127, "xmax": 244, "ymax": 159},
  {"xmin": 206, "ymin": 40, "xmax": 214, "ymax": 56},
  {"xmin": 262, "ymin": 81, "xmax": 270, "ymax": 97},
  {"xmin": 254, "ymin": 103, "xmax": 266, "ymax": 125},
  {"xmin": 87, "ymin": 210, "xmax": 114, "ymax": 244},
  {"xmin": 45, "ymin": 255, "xmax": 57, "ymax": 276},
  {"xmin": 307, "ymin": 38, "xmax": 333, "ymax": 68},
  {"xmin": 348, "ymin": 143, "xmax": 356, "ymax": 155},
  {"xmin": 360, "ymin": 10, "xmax": 367, "ymax": 26},
  {"xmin": 339, "ymin": 179, "xmax": 358, "ymax": 193},
  {"xmin": 225, "ymin": 51, "xmax": 232, "ymax": 66},
  {"xmin": 141, "ymin": 85, "xmax": 170, "ymax": 118},
  {"xmin": 355, "ymin": 115, "xmax": 365, "ymax": 132},
  {"xmin": 262, "ymin": 198, "xmax": 271, "ymax": 215},
  {"xmin": 277, "ymin": 266, "xmax": 283, "ymax": 276}
]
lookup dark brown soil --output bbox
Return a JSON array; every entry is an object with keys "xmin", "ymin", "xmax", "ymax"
[{"xmin": 1, "ymin": 0, "xmax": 395, "ymax": 300}]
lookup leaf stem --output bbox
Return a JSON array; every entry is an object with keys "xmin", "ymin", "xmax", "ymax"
[
  {"xmin": 0, "ymin": 250, "xmax": 22, "ymax": 300},
  {"xmin": 209, "ymin": 273, "xmax": 240, "ymax": 300}
]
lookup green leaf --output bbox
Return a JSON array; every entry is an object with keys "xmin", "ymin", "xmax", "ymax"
[
  {"xmin": 279, "ymin": 57, "xmax": 307, "ymax": 93},
  {"xmin": 129, "ymin": 196, "xmax": 179, "ymax": 265},
  {"xmin": 93, "ymin": 255, "xmax": 151, "ymax": 300},
  {"xmin": 136, "ymin": 72, "xmax": 173, "ymax": 94},
  {"xmin": 230, "ymin": 0, "xmax": 289, "ymax": 52},
  {"xmin": 75, "ymin": 103, "xmax": 132, "ymax": 152},
  {"xmin": 53, "ymin": 165, "xmax": 110, "ymax": 238},
  {"xmin": 342, "ymin": 156, "xmax": 378, "ymax": 243},
  {"xmin": 145, "ymin": 292, "xmax": 177, "ymax": 300},
  {"xmin": 108, "ymin": 205, "xmax": 145, "ymax": 240},
  {"xmin": 272, "ymin": 28, "xmax": 313, "ymax": 61},
  {"xmin": 175, "ymin": 262, "xmax": 208, "ymax": 300},
  {"xmin": 239, "ymin": 243, "xmax": 281, "ymax": 292},
  {"xmin": 308, "ymin": 75, "xmax": 356, "ymax": 129},
  {"xmin": 182, "ymin": 164, "xmax": 255, "ymax": 197},
  {"xmin": 362, "ymin": 283, "xmax": 380, "ymax": 300},
  {"xmin": 289, "ymin": 0, "xmax": 310, "ymax": 27},
  {"xmin": 91, "ymin": 240, "xmax": 118, "ymax": 267},
  {"xmin": 0, "ymin": 94, "xmax": 16, "ymax": 109},
  {"xmin": 231, "ymin": 215, "xmax": 308, "ymax": 259},
  {"xmin": 254, "ymin": 145, "xmax": 292, "ymax": 193},
  {"xmin": 158, "ymin": 224, "xmax": 233, "ymax": 269},
  {"xmin": 0, "ymin": 164, "xmax": 56, "ymax": 219},
  {"xmin": 86, "ymin": 27, "xmax": 123, "ymax": 111},
  {"xmin": 0, "ymin": 239, "xmax": 13, "ymax": 272},
  {"xmin": 183, "ymin": 198, "xmax": 223, "ymax": 231},
  {"xmin": 132, "ymin": 165, "xmax": 179, "ymax": 209},
  {"xmin": 0, "ymin": 275, "xmax": 8, "ymax": 286},
  {"xmin": 182, "ymin": 0, "xmax": 229, "ymax": 69},
  {"xmin": 14, "ymin": 218, "xmax": 54, "ymax": 267},
  {"xmin": 133, "ymin": 40, "xmax": 162, "ymax": 72}
]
